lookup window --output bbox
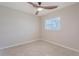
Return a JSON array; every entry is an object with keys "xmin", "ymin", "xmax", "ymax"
[{"xmin": 45, "ymin": 17, "xmax": 61, "ymax": 31}]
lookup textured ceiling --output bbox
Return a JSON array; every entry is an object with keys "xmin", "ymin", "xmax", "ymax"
[{"xmin": 0, "ymin": 2, "xmax": 76, "ymax": 16}]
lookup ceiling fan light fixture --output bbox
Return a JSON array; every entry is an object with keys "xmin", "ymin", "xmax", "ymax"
[{"xmin": 37, "ymin": 7, "xmax": 43, "ymax": 11}]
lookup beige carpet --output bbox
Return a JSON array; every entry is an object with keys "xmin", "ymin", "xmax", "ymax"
[{"xmin": 0, "ymin": 40, "xmax": 79, "ymax": 56}]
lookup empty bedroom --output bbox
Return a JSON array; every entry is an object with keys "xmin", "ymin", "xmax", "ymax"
[{"xmin": 0, "ymin": 2, "xmax": 79, "ymax": 56}]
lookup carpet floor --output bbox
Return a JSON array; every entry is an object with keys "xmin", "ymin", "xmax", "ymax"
[{"xmin": 0, "ymin": 40, "xmax": 79, "ymax": 56}]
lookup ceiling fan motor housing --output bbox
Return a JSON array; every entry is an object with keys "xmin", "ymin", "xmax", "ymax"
[{"xmin": 38, "ymin": 2, "xmax": 41, "ymax": 5}]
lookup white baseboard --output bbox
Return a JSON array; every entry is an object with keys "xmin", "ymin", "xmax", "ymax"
[
  {"xmin": 43, "ymin": 39, "xmax": 79, "ymax": 53},
  {"xmin": 0, "ymin": 39, "xmax": 40, "ymax": 50}
]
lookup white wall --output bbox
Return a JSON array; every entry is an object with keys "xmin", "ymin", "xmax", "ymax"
[
  {"xmin": 41, "ymin": 3, "xmax": 79, "ymax": 51},
  {"xmin": 0, "ymin": 6, "xmax": 40, "ymax": 49}
]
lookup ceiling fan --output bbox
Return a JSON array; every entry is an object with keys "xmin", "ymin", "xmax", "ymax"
[{"xmin": 28, "ymin": 2, "xmax": 58, "ymax": 15}]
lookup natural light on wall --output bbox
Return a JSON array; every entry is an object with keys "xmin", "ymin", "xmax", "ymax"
[{"xmin": 45, "ymin": 17, "xmax": 61, "ymax": 31}]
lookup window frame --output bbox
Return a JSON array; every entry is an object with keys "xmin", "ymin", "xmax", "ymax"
[{"xmin": 44, "ymin": 17, "xmax": 61, "ymax": 31}]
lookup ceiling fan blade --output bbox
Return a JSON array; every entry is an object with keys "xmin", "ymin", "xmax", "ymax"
[
  {"xmin": 40, "ymin": 6, "xmax": 58, "ymax": 9},
  {"xmin": 35, "ymin": 11, "xmax": 39, "ymax": 15},
  {"xmin": 27, "ymin": 2, "xmax": 37, "ymax": 7}
]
